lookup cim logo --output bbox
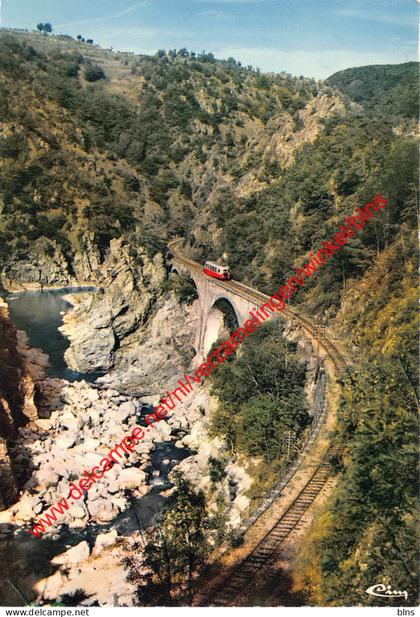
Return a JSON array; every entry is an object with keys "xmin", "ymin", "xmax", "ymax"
[{"xmin": 365, "ymin": 583, "xmax": 409, "ymax": 601}]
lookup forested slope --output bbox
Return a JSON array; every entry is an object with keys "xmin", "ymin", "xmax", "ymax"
[
  {"xmin": 296, "ymin": 232, "xmax": 418, "ymax": 605},
  {"xmin": 0, "ymin": 35, "xmax": 416, "ymax": 311},
  {"xmin": 0, "ymin": 33, "xmax": 324, "ymax": 265},
  {"xmin": 293, "ymin": 62, "xmax": 418, "ymax": 606},
  {"xmin": 327, "ymin": 62, "xmax": 418, "ymax": 117}
]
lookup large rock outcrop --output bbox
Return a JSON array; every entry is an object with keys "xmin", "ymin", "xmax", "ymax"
[
  {"xmin": 97, "ymin": 293, "xmax": 198, "ymax": 396},
  {"xmin": 0, "ymin": 233, "xmax": 102, "ymax": 292},
  {"xmin": 0, "ymin": 298, "xmax": 42, "ymax": 510},
  {"xmin": 1, "ymin": 238, "xmax": 72, "ymax": 292},
  {"xmin": 60, "ymin": 239, "xmax": 177, "ymax": 379}
]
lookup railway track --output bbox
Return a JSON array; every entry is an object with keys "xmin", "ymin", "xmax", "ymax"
[
  {"xmin": 224, "ymin": 279, "xmax": 347, "ymax": 374},
  {"xmin": 197, "ymin": 449, "xmax": 338, "ymax": 605},
  {"xmin": 196, "ymin": 447, "xmax": 340, "ymax": 606},
  {"xmin": 169, "ymin": 240, "xmax": 348, "ymax": 606}
]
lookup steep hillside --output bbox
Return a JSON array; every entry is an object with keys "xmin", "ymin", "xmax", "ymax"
[
  {"xmin": 0, "ymin": 32, "xmax": 346, "ymax": 286},
  {"xmin": 0, "ymin": 33, "xmax": 416, "ymax": 317},
  {"xmin": 296, "ymin": 232, "xmax": 418, "ymax": 605}
]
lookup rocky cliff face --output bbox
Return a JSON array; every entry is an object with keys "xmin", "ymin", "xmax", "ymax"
[
  {"xmin": 1, "ymin": 238, "xmax": 73, "ymax": 292},
  {"xmin": 0, "ymin": 298, "xmax": 42, "ymax": 510},
  {"xmin": 0, "ymin": 234, "xmax": 101, "ymax": 292},
  {"xmin": 60, "ymin": 239, "xmax": 196, "ymax": 394},
  {"xmin": 96, "ymin": 292, "xmax": 198, "ymax": 396}
]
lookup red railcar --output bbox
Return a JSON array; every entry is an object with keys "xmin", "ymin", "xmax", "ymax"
[{"xmin": 203, "ymin": 261, "xmax": 231, "ymax": 280}]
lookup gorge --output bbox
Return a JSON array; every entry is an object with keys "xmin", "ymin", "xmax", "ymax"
[
  {"xmin": 0, "ymin": 29, "xmax": 417, "ymax": 607},
  {"xmin": 0, "ymin": 233, "xmax": 324, "ymax": 605}
]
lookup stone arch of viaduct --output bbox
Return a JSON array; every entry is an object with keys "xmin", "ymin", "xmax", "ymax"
[{"xmin": 171, "ymin": 259, "xmax": 256, "ymax": 357}]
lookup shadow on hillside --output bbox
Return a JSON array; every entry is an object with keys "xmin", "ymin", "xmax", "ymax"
[
  {"xmin": 193, "ymin": 559, "xmax": 308, "ymax": 607},
  {"xmin": 238, "ymin": 564, "xmax": 308, "ymax": 606}
]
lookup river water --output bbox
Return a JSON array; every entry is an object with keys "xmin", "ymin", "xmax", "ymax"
[{"xmin": 6, "ymin": 287, "xmax": 99, "ymax": 382}]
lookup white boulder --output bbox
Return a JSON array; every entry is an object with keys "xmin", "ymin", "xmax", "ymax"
[{"xmin": 51, "ymin": 541, "xmax": 90, "ymax": 565}]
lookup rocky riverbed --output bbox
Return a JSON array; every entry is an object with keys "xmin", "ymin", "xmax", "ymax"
[
  {"xmin": 0, "ymin": 237, "xmax": 320, "ymax": 607},
  {"xmin": 0, "ymin": 371, "xmax": 252, "ymax": 606},
  {"xmin": 0, "ymin": 254, "xmax": 254, "ymax": 606},
  {"xmin": 0, "ymin": 253, "xmax": 321, "ymax": 607}
]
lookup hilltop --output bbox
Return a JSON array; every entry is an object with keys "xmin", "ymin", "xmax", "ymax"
[{"xmin": 327, "ymin": 61, "xmax": 418, "ymax": 116}]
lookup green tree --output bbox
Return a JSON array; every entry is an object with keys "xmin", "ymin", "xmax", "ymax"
[
  {"xmin": 162, "ymin": 472, "xmax": 209, "ymax": 604},
  {"xmin": 208, "ymin": 456, "xmax": 226, "ymax": 484},
  {"xmin": 168, "ymin": 272, "xmax": 198, "ymax": 304},
  {"xmin": 238, "ymin": 393, "xmax": 309, "ymax": 462},
  {"xmin": 36, "ymin": 23, "xmax": 52, "ymax": 35},
  {"xmin": 84, "ymin": 65, "xmax": 106, "ymax": 82},
  {"xmin": 127, "ymin": 473, "xmax": 209, "ymax": 605},
  {"xmin": 210, "ymin": 321, "xmax": 309, "ymax": 464}
]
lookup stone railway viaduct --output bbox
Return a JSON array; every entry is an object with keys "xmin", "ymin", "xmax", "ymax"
[
  {"xmin": 171, "ymin": 253, "xmax": 257, "ymax": 357},
  {"xmin": 169, "ymin": 239, "xmax": 346, "ymax": 373}
]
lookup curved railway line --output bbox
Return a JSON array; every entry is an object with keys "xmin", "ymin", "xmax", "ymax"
[
  {"xmin": 198, "ymin": 447, "xmax": 341, "ymax": 606},
  {"xmin": 168, "ymin": 240, "xmax": 349, "ymax": 606}
]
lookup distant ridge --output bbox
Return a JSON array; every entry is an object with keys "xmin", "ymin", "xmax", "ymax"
[{"xmin": 326, "ymin": 61, "xmax": 418, "ymax": 116}]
